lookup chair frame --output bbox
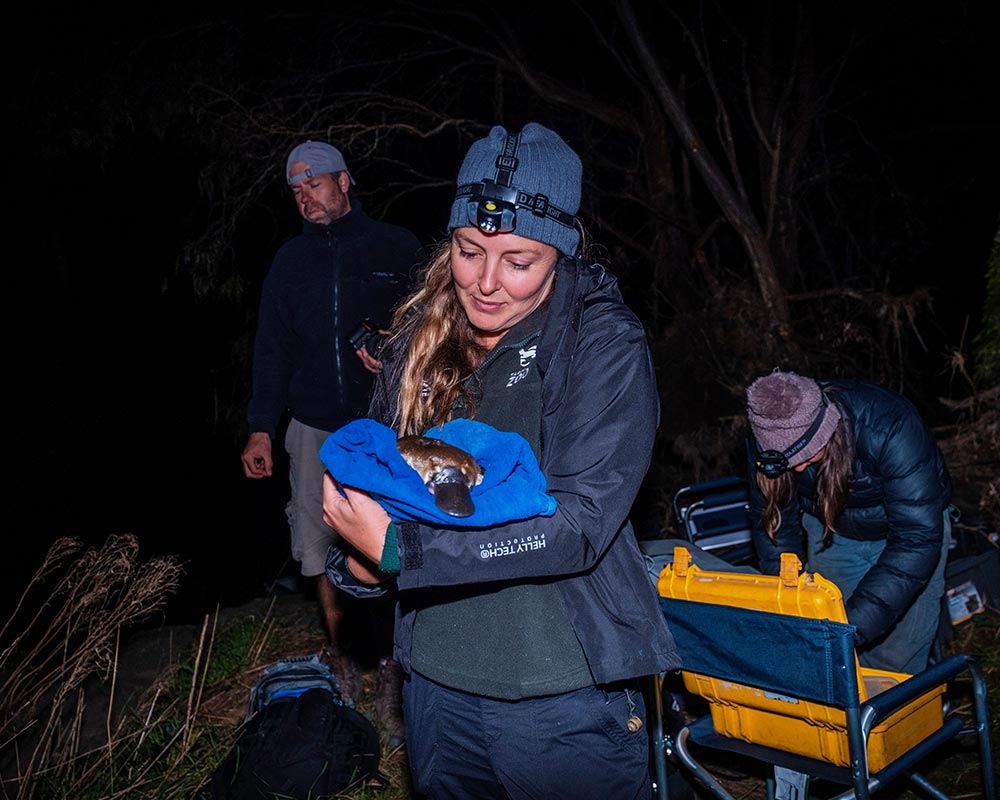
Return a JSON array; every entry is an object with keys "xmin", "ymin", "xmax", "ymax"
[
  {"xmin": 651, "ymin": 595, "xmax": 995, "ymax": 800},
  {"xmin": 672, "ymin": 476, "xmax": 754, "ymax": 563}
]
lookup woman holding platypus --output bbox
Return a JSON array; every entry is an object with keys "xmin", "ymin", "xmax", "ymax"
[{"xmin": 322, "ymin": 123, "xmax": 678, "ymax": 799}]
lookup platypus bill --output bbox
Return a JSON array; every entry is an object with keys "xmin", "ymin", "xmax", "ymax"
[{"xmin": 397, "ymin": 436, "xmax": 485, "ymax": 517}]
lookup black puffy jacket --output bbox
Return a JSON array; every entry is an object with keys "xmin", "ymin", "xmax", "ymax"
[{"xmin": 748, "ymin": 380, "xmax": 952, "ymax": 646}]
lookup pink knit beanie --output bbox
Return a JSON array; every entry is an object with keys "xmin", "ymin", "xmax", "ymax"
[{"xmin": 746, "ymin": 370, "xmax": 841, "ymax": 467}]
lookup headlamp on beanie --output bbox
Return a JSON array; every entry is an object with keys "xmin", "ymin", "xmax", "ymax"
[
  {"xmin": 449, "ymin": 125, "xmax": 582, "ymax": 254},
  {"xmin": 752, "ymin": 393, "xmax": 830, "ymax": 477},
  {"xmin": 746, "ymin": 369, "xmax": 841, "ymax": 478},
  {"xmin": 455, "ymin": 133, "xmax": 577, "ymax": 236}
]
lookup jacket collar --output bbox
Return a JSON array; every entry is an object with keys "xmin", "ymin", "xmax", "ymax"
[
  {"xmin": 536, "ymin": 256, "xmax": 614, "ymax": 375},
  {"xmin": 300, "ymin": 202, "xmax": 369, "ymax": 239}
]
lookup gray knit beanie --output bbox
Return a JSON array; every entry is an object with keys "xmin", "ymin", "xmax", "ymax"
[
  {"xmin": 746, "ymin": 370, "xmax": 841, "ymax": 467},
  {"xmin": 448, "ymin": 123, "xmax": 581, "ymax": 255}
]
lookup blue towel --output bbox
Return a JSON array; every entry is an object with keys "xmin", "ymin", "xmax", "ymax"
[{"xmin": 319, "ymin": 418, "xmax": 557, "ymax": 527}]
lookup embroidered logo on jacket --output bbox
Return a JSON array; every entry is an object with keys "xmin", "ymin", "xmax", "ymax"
[{"xmin": 507, "ymin": 345, "xmax": 537, "ymax": 388}]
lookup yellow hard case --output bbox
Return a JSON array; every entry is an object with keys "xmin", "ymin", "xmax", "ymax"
[{"xmin": 657, "ymin": 547, "xmax": 945, "ymax": 770}]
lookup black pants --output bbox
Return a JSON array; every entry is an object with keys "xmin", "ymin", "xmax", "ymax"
[{"xmin": 403, "ymin": 670, "xmax": 652, "ymax": 800}]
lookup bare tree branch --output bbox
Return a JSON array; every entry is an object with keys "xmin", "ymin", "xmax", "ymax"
[{"xmin": 617, "ymin": 0, "xmax": 793, "ymax": 339}]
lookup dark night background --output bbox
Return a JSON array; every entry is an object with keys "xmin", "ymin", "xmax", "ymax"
[{"xmin": 6, "ymin": 3, "xmax": 999, "ymax": 628}]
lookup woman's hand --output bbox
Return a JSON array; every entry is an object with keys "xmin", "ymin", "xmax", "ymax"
[{"xmin": 322, "ymin": 472, "xmax": 392, "ymax": 565}]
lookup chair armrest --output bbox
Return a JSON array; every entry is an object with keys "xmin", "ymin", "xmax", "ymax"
[{"xmin": 861, "ymin": 654, "xmax": 976, "ymax": 728}]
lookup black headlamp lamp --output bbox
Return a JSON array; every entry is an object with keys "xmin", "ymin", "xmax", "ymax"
[
  {"xmin": 753, "ymin": 447, "xmax": 794, "ymax": 479},
  {"xmin": 752, "ymin": 393, "xmax": 830, "ymax": 478},
  {"xmin": 454, "ymin": 132, "xmax": 577, "ymax": 236},
  {"xmin": 462, "ymin": 180, "xmax": 521, "ymax": 233}
]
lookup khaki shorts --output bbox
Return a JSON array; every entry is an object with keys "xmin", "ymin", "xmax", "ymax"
[{"xmin": 284, "ymin": 418, "xmax": 340, "ymax": 576}]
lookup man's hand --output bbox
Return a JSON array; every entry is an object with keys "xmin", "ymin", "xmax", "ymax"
[
  {"xmin": 241, "ymin": 432, "xmax": 273, "ymax": 478},
  {"xmin": 355, "ymin": 346, "xmax": 383, "ymax": 373},
  {"xmin": 354, "ymin": 327, "xmax": 389, "ymax": 373}
]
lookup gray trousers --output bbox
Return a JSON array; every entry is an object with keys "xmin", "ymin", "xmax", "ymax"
[{"xmin": 803, "ymin": 510, "xmax": 951, "ymax": 674}]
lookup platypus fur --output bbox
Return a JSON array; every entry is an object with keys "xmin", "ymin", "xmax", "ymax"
[{"xmin": 397, "ymin": 436, "xmax": 485, "ymax": 517}]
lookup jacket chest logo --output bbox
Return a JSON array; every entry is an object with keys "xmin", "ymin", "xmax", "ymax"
[{"xmin": 506, "ymin": 345, "xmax": 537, "ymax": 388}]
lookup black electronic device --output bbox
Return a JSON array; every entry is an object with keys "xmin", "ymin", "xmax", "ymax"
[{"xmin": 346, "ymin": 318, "xmax": 381, "ymax": 352}]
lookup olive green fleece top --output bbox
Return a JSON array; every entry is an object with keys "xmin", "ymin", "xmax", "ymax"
[{"xmin": 408, "ymin": 304, "xmax": 591, "ymax": 699}]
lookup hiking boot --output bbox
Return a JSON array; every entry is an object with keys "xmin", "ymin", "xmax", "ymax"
[
  {"xmin": 374, "ymin": 658, "xmax": 406, "ymax": 747},
  {"xmin": 320, "ymin": 646, "xmax": 364, "ymax": 708}
]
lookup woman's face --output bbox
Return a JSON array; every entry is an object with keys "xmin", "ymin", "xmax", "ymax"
[
  {"xmin": 792, "ymin": 447, "xmax": 827, "ymax": 473},
  {"xmin": 451, "ymin": 226, "xmax": 559, "ymax": 348}
]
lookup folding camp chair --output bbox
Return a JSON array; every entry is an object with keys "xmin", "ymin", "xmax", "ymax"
[
  {"xmin": 672, "ymin": 477, "xmax": 754, "ymax": 565},
  {"xmin": 639, "ymin": 539, "xmax": 757, "ymax": 800},
  {"xmin": 650, "ymin": 546, "xmax": 995, "ymax": 800}
]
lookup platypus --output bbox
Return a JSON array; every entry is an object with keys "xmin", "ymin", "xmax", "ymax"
[{"xmin": 397, "ymin": 436, "xmax": 485, "ymax": 517}]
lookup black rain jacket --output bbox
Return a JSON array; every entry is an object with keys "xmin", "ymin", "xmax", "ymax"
[{"xmin": 334, "ymin": 256, "xmax": 680, "ymax": 685}]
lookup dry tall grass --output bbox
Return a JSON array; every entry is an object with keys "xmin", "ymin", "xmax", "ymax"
[
  {"xmin": 0, "ymin": 534, "xmax": 182, "ymax": 799},
  {"xmin": 0, "ymin": 534, "xmax": 398, "ymax": 799}
]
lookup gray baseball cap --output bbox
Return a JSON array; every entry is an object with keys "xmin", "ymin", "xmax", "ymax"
[{"xmin": 286, "ymin": 140, "xmax": 355, "ymax": 185}]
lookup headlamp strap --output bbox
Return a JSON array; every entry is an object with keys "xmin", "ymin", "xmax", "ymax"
[
  {"xmin": 494, "ymin": 133, "xmax": 520, "ymax": 187},
  {"xmin": 455, "ymin": 130, "xmax": 577, "ymax": 233},
  {"xmin": 454, "ymin": 183, "xmax": 577, "ymax": 229},
  {"xmin": 782, "ymin": 392, "xmax": 829, "ymax": 462}
]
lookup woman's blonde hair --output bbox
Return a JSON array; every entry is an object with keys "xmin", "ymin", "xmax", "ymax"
[
  {"xmin": 384, "ymin": 240, "xmax": 487, "ymax": 436},
  {"xmin": 757, "ymin": 420, "xmax": 852, "ymax": 542}
]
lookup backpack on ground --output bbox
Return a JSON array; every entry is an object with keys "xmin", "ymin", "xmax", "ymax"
[{"xmin": 210, "ymin": 654, "xmax": 387, "ymax": 799}]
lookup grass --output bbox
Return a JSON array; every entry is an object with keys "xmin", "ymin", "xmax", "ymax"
[
  {"xmin": 1, "ymin": 534, "xmax": 996, "ymax": 799},
  {"xmin": 0, "ymin": 534, "xmax": 415, "ymax": 800},
  {"xmin": 0, "ymin": 535, "xmax": 184, "ymax": 799},
  {"xmin": 53, "ymin": 605, "xmax": 418, "ymax": 800}
]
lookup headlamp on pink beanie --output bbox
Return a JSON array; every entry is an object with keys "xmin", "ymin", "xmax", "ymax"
[{"xmin": 746, "ymin": 370, "xmax": 841, "ymax": 476}]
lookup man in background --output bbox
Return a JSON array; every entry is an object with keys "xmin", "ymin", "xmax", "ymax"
[{"xmin": 241, "ymin": 139, "xmax": 421, "ymax": 745}]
